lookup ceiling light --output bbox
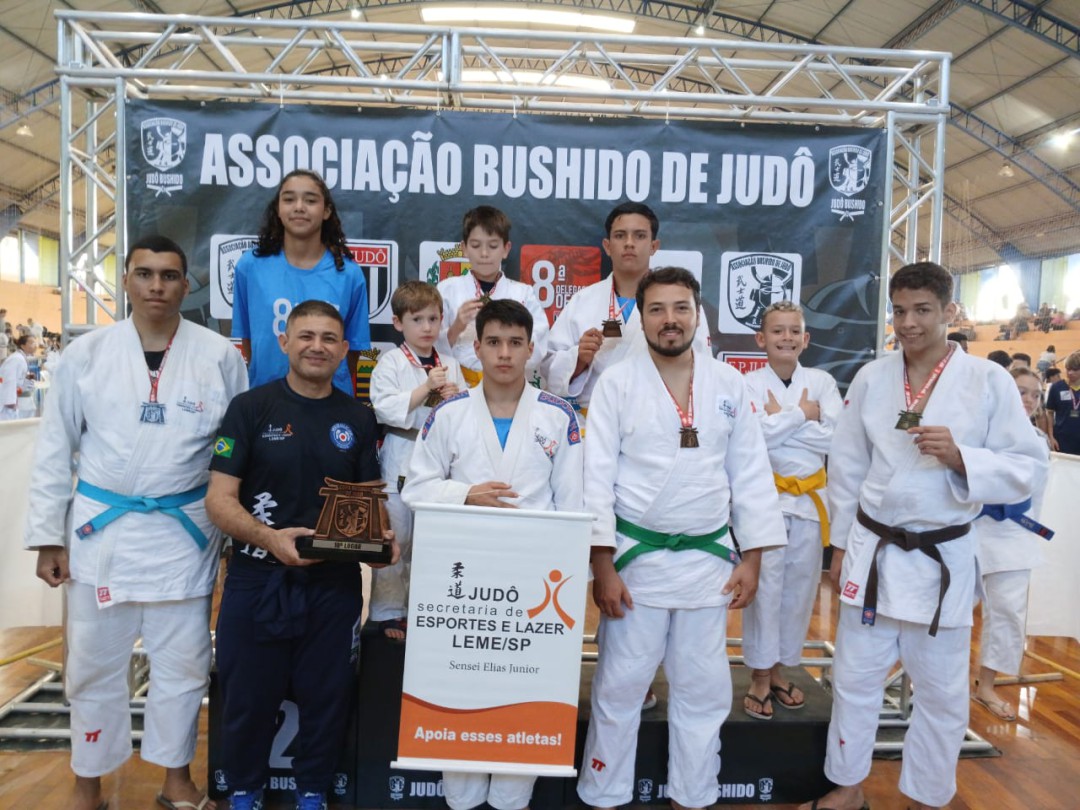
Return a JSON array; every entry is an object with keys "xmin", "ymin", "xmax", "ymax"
[
  {"xmin": 443, "ymin": 69, "xmax": 611, "ymax": 92},
  {"xmin": 695, "ymin": 25, "xmax": 706, "ymax": 36},
  {"xmin": 350, "ymin": 8, "xmax": 362, "ymax": 20},
  {"xmin": 421, "ymin": 6, "xmax": 635, "ymax": 34},
  {"xmin": 16, "ymin": 123, "xmax": 33, "ymax": 138},
  {"xmin": 998, "ymin": 162, "xmax": 1014, "ymax": 178}
]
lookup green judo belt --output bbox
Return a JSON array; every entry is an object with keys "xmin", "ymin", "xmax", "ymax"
[{"xmin": 614, "ymin": 517, "xmax": 737, "ymax": 572}]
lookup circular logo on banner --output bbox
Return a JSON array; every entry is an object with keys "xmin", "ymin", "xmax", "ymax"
[{"xmin": 330, "ymin": 422, "xmax": 355, "ymax": 450}]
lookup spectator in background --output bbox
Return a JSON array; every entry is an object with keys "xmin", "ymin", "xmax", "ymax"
[
  {"xmin": 1046, "ymin": 351, "xmax": 1080, "ymax": 456},
  {"xmin": 988, "ymin": 350, "xmax": 1012, "ymax": 369},
  {"xmin": 28, "ymin": 317, "xmax": 44, "ymax": 340},
  {"xmin": 1044, "ymin": 367, "xmax": 1061, "ymax": 390},
  {"xmin": 1037, "ymin": 345, "xmax": 1056, "ymax": 373},
  {"xmin": 1010, "ymin": 353, "xmax": 1031, "ymax": 370},
  {"xmin": 947, "ymin": 331, "xmax": 968, "ymax": 352}
]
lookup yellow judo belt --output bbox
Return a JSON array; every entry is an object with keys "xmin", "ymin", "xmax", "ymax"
[
  {"xmin": 613, "ymin": 517, "xmax": 736, "ymax": 572},
  {"xmin": 773, "ymin": 468, "xmax": 830, "ymax": 547}
]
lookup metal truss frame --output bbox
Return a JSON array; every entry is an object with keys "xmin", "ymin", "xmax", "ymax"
[{"xmin": 55, "ymin": 9, "xmax": 949, "ymax": 341}]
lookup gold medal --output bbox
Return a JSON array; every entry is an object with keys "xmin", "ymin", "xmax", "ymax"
[
  {"xmin": 424, "ymin": 389, "xmax": 442, "ymax": 408},
  {"xmin": 601, "ymin": 319, "xmax": 623, "ymax": 338},
  {"xmin": 895, "ymin": 410, "xmax": 922, "ymax": 430}
]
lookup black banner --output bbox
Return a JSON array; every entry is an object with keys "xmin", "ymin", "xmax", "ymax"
[{"xmin": 127, "ymin": 102, "xmax": 885, "ymax": 386}]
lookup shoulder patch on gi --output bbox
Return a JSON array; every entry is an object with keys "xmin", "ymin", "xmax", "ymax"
[
  {"xmin": 537, "ymin": 391, "xmax": 581, "ymax": 445},
  {"xmin": 421, "ymin": 390, "xmax": 470, "ymax": 439}
]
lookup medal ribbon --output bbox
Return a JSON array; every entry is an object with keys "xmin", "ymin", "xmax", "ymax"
[
  {"xmin": 473, "ymin": 272, "xmax": 501, "ymax": 300},
  {"xmin": 903, "ymin": 344, "xmax": 954, "ymax": 414},
  {"xmin": 400, "ymin": 343, "xmax": 440, "ymax": 370},
  {"xmin": 608, "ymin": 284, "xmax": 635, "ymax": 324},
  {"xmin": 146, "ymin": 330, "xmax": 177, "ymax": 404},
  {"xmin": 1071, "ymin": 386, "xmax": 1080, "ymax": 411},
  {"xmin": 660, "ymin": 356, "xmax": 695, "ymax": 432}
]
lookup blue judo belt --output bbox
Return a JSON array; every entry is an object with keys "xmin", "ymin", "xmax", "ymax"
[
  {"xmin": 75, "ymin": 480, "xmax": 210, "ymax": 549},
  {"xmin": 978, "ymin": 498, "xmax": 1054, "ymax": 541}
]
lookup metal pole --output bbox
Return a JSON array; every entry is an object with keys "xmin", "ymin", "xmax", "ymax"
[{"xmin": 114, "ymin": 76, "xmax": 127, "ymax": 320}]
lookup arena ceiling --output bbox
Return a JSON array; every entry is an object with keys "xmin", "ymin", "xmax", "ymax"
[{"xmin": 1, "ymin": 0, "xmax": 1078, "ymax": 274}]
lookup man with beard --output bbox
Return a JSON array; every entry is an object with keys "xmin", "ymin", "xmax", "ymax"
[{"xmin": 576, "ymin": 267, "xmax": 786, "ymax": 810}]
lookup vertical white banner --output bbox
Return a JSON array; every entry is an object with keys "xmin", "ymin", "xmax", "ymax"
[{"xmin": 394, "ymin": 504, "xmax": 592, "ymax": 776}]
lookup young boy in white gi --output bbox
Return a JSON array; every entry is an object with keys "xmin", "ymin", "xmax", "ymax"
[
  {"xmin": 369, "ymin": 281, "xmax": 464, "ymax": 642},
  {"xmin": 742, "ymin": 301, "xmax": 842, "ymax": 719},
  {"xmin": 542, "ymin": 201, "xmax": 709, "ymax": 420},
  {"xmin": 403, "ymin": 299, "xmax": 583, "ymax": 810},
  {"xmin": 437, "ymin": 206, "xmax": 548, "ymax": 386},
  {"xmin": 971, "ymin": 367, "xmax": 1052, "ymax": 722},
  {"xmin": 25, "ymin": 235, "xmax": 248, "ymax": 810},
  {"xmin": 577, "ymin": 267, "xmax": 787, "ymax": 810},
  {"xmin": 802, "ymin": 262, "xmax": 1047, "ymax": 810}
]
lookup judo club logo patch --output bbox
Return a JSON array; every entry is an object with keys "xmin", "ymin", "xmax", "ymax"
[
  {"xmin": 347, "ymin": 240, "xmax": 398, "ymax": 325},
  {"xmin": 140, "ymin": 116, "xmax": 187, "ymax": 196},
  {"xmin": 718, "ymin": 252, "xmax": 802, "ymax": 334},
  {"xmin": 330, "ymin": 422, "xmax": 356, "ymax": 450},
  {"xmin": 209, "ymin": 234, "xmax": 258, "ymax": 319},
  {"xmin": 388, "ymin": 775, "xmax": 405, "ymax": 801},
  {"xmin": 828, "ymin": 144, "xmax": 872, "ymax": 221}
]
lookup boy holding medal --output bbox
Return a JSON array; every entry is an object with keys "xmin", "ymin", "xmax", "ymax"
[
  {"xmin": 24, "ymin": 235, "xmax": 247, "ymax": 810},
  {"xmin": 368, "ymin": 281, "xmax": 465, "ymax": 642},
  {"xmin": 543, "ymin": 202, "xmax": 709, "ymax": 421},
  {"xmin": 436, "ymin": 206, "xmax": 548, "ymax": 386},
  {"xmin": 802, "ymin": 262, "xmax": 1046, "ymax": 810}
]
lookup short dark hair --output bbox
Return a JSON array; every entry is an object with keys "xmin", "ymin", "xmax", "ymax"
[
  {"xmin": 987, "ymin": 350, "xmax": 1012, "ymax": 369},
  {"xmin": 636, "ymin": 266, "xmax": 701, "ymax": 312},
  {"xmin": 946, "ymin": 331, "xmax": 968, "ymax": 344},
  {"xmin": 1011, "ymin": 352, "xmax": 1031, "ymax": 366},
  {"xmin": 475, "ymin": 299, "xmax": 533, "ymax": 342},
  {"xmin": 888, "ymin": 261, "xmax": 953, "ymax": 307},
  {"xmin": 15, "ymin": 335, "xmax": 34, "ymax": 350},
  {"xmin": 605, "ymin": 201, "xmax": 659, "ymax": 239},
  {"xmin": 1044, "ymin": 367, "xmax": 1061, "ymax": 382},
  {"xmin": 286, "ymin": 299, "xmax": 345, "ymax": 331},
  {"xmin": 126, "ymin": 234, "xmax": 188, "ymax": 277},
  {"xmin": 462, "ymin": 205, "xmax": 511, "ymax": 243}
]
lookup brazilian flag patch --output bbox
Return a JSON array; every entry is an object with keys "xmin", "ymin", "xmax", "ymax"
[{"xmin": 213, "ymin": 436, "xmax": 235, "ymax": 458}]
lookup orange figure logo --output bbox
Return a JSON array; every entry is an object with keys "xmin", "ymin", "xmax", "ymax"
[{"xmin": 527, "ymin": 569, "xmax": 575, "ymax": 629}]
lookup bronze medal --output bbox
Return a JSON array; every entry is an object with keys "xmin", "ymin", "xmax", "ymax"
[
  {"xmin": 424, "ymin": 389, "xmax": 442, "ymax": 408},
  {"xmin": 479, "ymin": 294, "xmax": 492, "ymax": 306},
  {"xmin": 679, "ymin": 426, "xmax": 700, "ymax": 448},
  {"xmin": 601, "ymin": 319, "xmax": 623, "ymax": 338},
  {"xmin": 895, "ymin": 410, "xmax": 922, "ymax": 430}
]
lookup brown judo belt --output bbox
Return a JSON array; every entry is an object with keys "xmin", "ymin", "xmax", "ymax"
[{"xmin": 856, "ymin": 506, "xmax": 970, "ymax": 637}]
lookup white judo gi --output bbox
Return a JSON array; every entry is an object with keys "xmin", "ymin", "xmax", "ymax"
[
  {"xmin": 826, "ymin": 345, "xmax": 1046, "ymax": 807},
  {"xmin": 0, "ymin": 348, "xmax": 30, "ymax": 419},
  {"xmin": 23, "ymin": 318, "xmax": 248, "ymax": 777},
  {"xmin": 435, "ymin": 274, "xmax": 549, "ymax": 384},
  {"xmin": 576, "ymin": 348, "xmax": 786, "ymax": 809},
  {"xmin": 542, "ymin": 275, "xmax": 710, "ymax": 415},
  {"xmin": 975, "ymin": 427, "xmax": 1051, "ymax": 676},
  {"xmin": 742, "ymin": 363, "xmax": 841, "ymax": 670},
  {"xmin": 402, "ymin": 382, "xmax": 584, "ymax": 810},
  {"xmin": 368, "ymin": 344, "xmax": 465, "ymax": 623}
]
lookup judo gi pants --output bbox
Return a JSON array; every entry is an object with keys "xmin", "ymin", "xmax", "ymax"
[
  {"xmin": 216, "ymin": 565, "xmax": 362, "ymax": 794},
  {"xmin": 825, "ymin": 604, "xmax": 968, "ymax": 808},
  {"xmin": 64, "ymin": 582, "xmax": 211, "ymax": 777},
  {"xmin": 742, "ymin": 514, "xmax": 822, "ymax": 670},
  {"xmin": 979, "ymin": 569, "xmax": 1031, "ymax": 676},
  {"xmin": 443, "ymin": 771, "xmax": 537, "ymax": 810},
  {"xmin": 369, "ymin": 491, "xmax": 412, "ymax": 623},
  {"xmin": 578, "ymin": 603, "xmax": 731, "ymax": 809}
]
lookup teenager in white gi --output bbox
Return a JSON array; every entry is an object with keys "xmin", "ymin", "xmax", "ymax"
[
  {"xmin": 0, "ymin": 333, "xmax": 36, "ymax": 419},
  {"xmin": 578, "ymin": 267, "xmax": 787, "ymax": 810},
  {"xmin": 24, "ymin": 235, "xmax": 248, "ymax": 810},
  {"xmin": 742, "ymin": 301, "xmax": 841, "ymax": 719},
  {"xmin": 802, "ymin": 262, "xmax": 1046, "ymax": 810},
  {"xmin": 542, "ymin": 202, "xmax": 709, "ymax": 419},
  {"xmin": 436, "ymin": 206, "xmax": 548, "ymax": 386},
  {"xmin": 971, "ymin": 366, "xmax": 1053, "ymax": 722},
  {"xmin": 403, "ymin": 299, "xmax": 583, "ymax": 810},
  {"xmin": 369, "ymin": 281, "xmax": 464, "ymax": 642}
]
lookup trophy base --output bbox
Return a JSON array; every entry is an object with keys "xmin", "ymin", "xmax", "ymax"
[{"xmin": 296, "ymin": 535, "xmax": 394, "ymax": 565}]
